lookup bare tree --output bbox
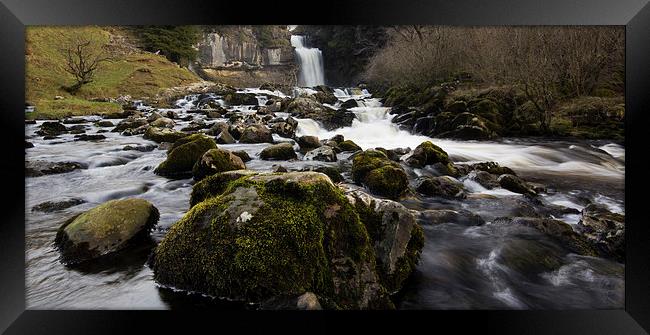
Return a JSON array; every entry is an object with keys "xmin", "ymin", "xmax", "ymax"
[{"xmin": 61, "ymin": 35, "xmax": 112, "ymax": 93}]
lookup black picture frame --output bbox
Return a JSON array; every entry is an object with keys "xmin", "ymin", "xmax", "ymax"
[{"xmin": 1, "ymin": 0, "xmax": 649, "ymax": 333}]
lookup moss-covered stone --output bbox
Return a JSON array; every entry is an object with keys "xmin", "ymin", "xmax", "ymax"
[
  {"xmin": 260, "ymin": 142, "xmax": 297, "ymax": 160},
  {"xmin": 154, "ymin": 134, "xmax": 217, "ymax": 177},
  {"xmin": 192, "ymin": 148, "xmax": 246, "ymax": 181},
  {"xmin": 143, "ymin": 126, "xmax": 188, "ymax": 143},
  {"xmin": 338, "ymin": 140, "xmax": 362, "ymax": 152},
  {"xmin": 153, "ymin": 171, "xmax": 393, "ymax": 309},
  {"xmin": 405, "ymin": 141, "xmax": 450, "ymax": 168},
  {"xmin": 351, "ymin": 150, "xmax": 409, "ymax": 200},
  {"xmin": 54, "ymin": 198, "xmax": 159, "ymax": 265}
]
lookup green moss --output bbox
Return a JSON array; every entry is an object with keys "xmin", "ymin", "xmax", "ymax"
[
  {"xmin": 155, "ymin": 172, "xmax": 391, "ymax": 308},
  {"xmin": 143, "ymin": 127, "xmax": 188, "ymax": 143},
  {"xmin": 337, "ymin": 140, "xmax": 362, "ymax": 152},
  {"xmin": 364, "ymin": 166, "xmax": 409, "ymax": 199},
  {"xmin": 351, "ymin": 150, "xmax": 391, "ymax": 183},
  {"xmin": 192, "ymin": 148, "xmax": 246, "ymax": 181},
  {"xmin": 154, "ymin": 134, "xmax": 216, "ymax": 177}
]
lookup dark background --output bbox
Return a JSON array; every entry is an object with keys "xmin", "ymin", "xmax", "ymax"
[{"xmin": 1, "ymin": 0, "xmax": 649, "ymax": 334}]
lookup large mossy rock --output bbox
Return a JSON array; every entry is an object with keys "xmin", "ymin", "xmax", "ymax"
[
  {"xmin": 143, "ymin": 127, "xmax": 188, "ymax": 143},
  {"xmin": 153, "ymin": 171, "xmax": 415, "ymax": 309},
  {"xmin": 239, "ymin": 125, "xmax": 274, "ymax": 143},
  {"xmin": 154, "ymin": 134, "xmax": 217, "ymax": 177},
  {"xmin": 54, "ymin": 198, "xmax": 159, "ymax": 265},
  {"xmin": 405, "ymin": 141, "xmax": 450, "ymax": 168},
  {"xmin": 192, "ymin": 148, "xmax": 246, "ymax": 181},
  {"xmin": 260, "ymin": 142, "xmax": 297, "ymax": 160},
  {"xmin": 351, "ymin": 150, "xmax": 408, "ymax": 200}
]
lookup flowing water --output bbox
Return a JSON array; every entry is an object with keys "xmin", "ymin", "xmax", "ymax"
[
  {"xmin": 291, "ymin": 35, "xmax": 325, "ymax": 87},
  {"xmin": 25, "ymin": 88, "xmax": 624, "ymax": 309}
]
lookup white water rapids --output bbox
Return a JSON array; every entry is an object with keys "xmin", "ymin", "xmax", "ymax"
[{"xmin": 291, "ymin": 35, "xmax": 325, "ymax": 87}]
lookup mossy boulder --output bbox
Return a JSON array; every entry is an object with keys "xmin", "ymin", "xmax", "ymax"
[
  {"xmin": 54, "ymin": 198, "xmax": 159, "ymax": 265},
  {"xmin": 224, "ymin": 92, "xmax": 258, "ymax": 106},
  {"xmin": 296, "ymin": 135, "xmax": 321, "ymax": 152},
  {"xmin": 260, "ymin": 142, "xmax": 297, "ymax": 160},
  {"xmin": 352, "ymin": 150, "xmax": 408, "ymax": 199},
  {"xmin": 152, "ymin": 171, "xmax": 396, "ymax": 309},
  {"xmin": 154, "ymin": 134, "xmax": 217, "ymax": 177},
  {"xmin": 338, "ymin": 140, "xmax": 362, "ymax": 152},
  {"xmin": 406, "ymin": 141, "xmax": 449, "ymax": 166},
  {"xmin": 143, "ymin": 127, "xmax": 188, "ymax": 143},
  {"xmin": 192, "ymin": 148, "xmax": 246, "ymax": 181}
]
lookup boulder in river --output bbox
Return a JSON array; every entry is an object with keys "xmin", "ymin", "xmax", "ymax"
[
  {"xmin": 54, "ymin": 198, "xmax": 159, "ymax": 265},
  {"xmin": 224, "ymin": 92, "xmax": 258, "ymax": 106},
  {"xmin": 415, "ymin": 176, "xmax": 466, "ymax": 199},
  {"xmin": 352, "ymin": 150, "xmax": 408, "ymax": 200},
  {"xmin": 215, "ymin": 129, "xmax": 236, "ymax": 144},
  {"xmin": 270, "ymin": 122, "xmax": 296, "ymax": 139},
  {"xmin": 232, "ymin": 150, "xmax": 252, "ymax": 162},
  {"xmin": 36, "ymin": 122, "xmax": 67, "ymax": 137},
  {"xmin": 576, "ymin": 204, "xmax": 625, "ymax": 262},
  {"xmin": 154, "ymin": 134, "xmax": 217, "ymax": 177},
  {"xmin": 405, "ymin": 141, "xmax": 452, "ymax": 169},
  {"xmin": 153, "ymin": 171, "xmax": 423, "ymax": 309},
  {"xmin": 260, "ymin": 142, "xmax": 297, "ymax": 161},
  {"xmin": 497, "ymin": 174, "xmax": 537, "ymax": 196},
  {"xmin": 112, "ymin": 116, "xmax": 148, "ymax": 133},
  {"xmin": 143, "ymin": 127, "xmax": 188, "ymax": 143},
  {"xmin": 297, "ymin": 136, "xmax": 321, "ymax": 152},
  {"xmin": 32, "ymin": 198, "xmax": 86, "ymax": 213},
  {"xmin": 337, "ymin": 140, "xmax": 362, "ymax": 152},
  {"xmin": 96, "ymin": 120, "xmax": 114, "ymax": 127},
  {"xmin": 239, "ymin": 125, "xmax": 273, "ymax": 144},
  {"xmin": 192, "ymin": 148, "xmax": 246, "ymax": 181},
  {"xmin": 26, "ymin": 160, "xmax": 86, "ymax": 177},
  {"xmin": 304, "ymin": 146, "xmax": 337, "ymax": 162},
  {"xmin": 149, "ymin": 117, "xmax": 175, "ymax": 128}
]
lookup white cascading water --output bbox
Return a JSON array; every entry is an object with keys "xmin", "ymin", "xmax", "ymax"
[{"xmin": 291, "ymin": 35, "xmax": 325, "ymax": 87}]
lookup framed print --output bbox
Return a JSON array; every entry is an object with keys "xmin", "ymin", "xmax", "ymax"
[{"xmin": 1, "ymin": 0, "xmax": 649, "ymax": 333}]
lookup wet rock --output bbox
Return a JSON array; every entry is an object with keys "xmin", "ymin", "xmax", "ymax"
[
  {"xmin": 192, "ymin": 148, "xmax": 246, "ymax": 181},
  {"xmin": 341, "ymin": 184, "xmax": 424, "ymax": 292},
  {"xmin": 215, "ymin": 129, "xmax": 236, "ymax": 144},
  {"xmin": 239, "ymin": 125, "xmax": 273, "ymax": 144},
  {"xmin": 153, "ymin": 171, "xmax": 398, "ymax": 309},
  {"xmin": 123, "ymin": 144, "xmax": 156, "ymax": 152},
  {"xmin": 415, "ymin": 176, "xmax": 466, "ymax": 199},
  {"xmin": 498, "ymin": 174, "xmax": 537, "ymax": 196},
  {"xmin": 413, "ymin": 116, "xmax": 435, "ymax": 135},
  {"xmin": 54, "ymin": 198, "xmax": 159, "ymax": 265},
  {"xmin": 25, "ymin": 141, "xmax": 34, "ymax": 149},
  {"xmin": 340, "ymin": 99, "xmax": 359, "ymax": 109},
  {"xmin": 62, "ymin": 117, "xmax": 88, "ymax": 124},
  {"xmin": 270, "ymin": 122, "xmax": 296, "ymax": 139},
  {"xmin": 32, "ymin": 198, "xmax": 86, "ymax": 212},
  {"xmin": 112, "ymin": 117, "xmax": 148, "ymax": 133},
  {"xmin": 467, "ymin": 161, "xmax": 516, "ymax": 176},
  {"xmin": 232, "ymin": 150, "xmax": 252, "ymax": 162},
  {"xmin": 74, "ymin": 134, "xmax": 106, "ymax": 141},
  {"xmin": 352, "ymin": 150, "xmax": 408, "ymax": 200},
  {"xmin": 272, "ymin": 165, "xmax": 288, "ymax": 173},
  {"xmin": 405, "ymin": 141, "xmax": 452, "ymax": 170},
  {"xmin": 143, "ymin": 127, "xmax": 188, "ymax": 143},
  {"xmin": 308, "ymin": 166, "xmax": 343, "ymax": 183},
  {"xmin": 205, "ymin": 122, "xmax": 230, "ymax": 136},
  {"xmin": 418, "ymin": 209, "xmax": 485, "ymax": 226},
  {"xmin": 149, "ymin": 117, "xmax": 175, "ymax": 128},
  {"xmin": 494, "ymin": 217, "xmax": 598, "ymax": 257},
  {"xmin": 26, "ymin": 160, "xmax": 86, "ymax": 177},
  {"xmin": 96, "ymin": 120, "xmax": 114, "ymax": 127},
  {"xmin": 576, "ymin": 204, "xmax": 625, "ymax": 262},
  {"xmin": 304, "ymin": 146, "xmax": 337, "ymax": 162},
  {"xmin": 224, "ymin": 92, "xmax": 258, "ymax": 106},
  {"xmin": 329, "ymin": 134, "xmax": 345, "ymax": 144},
  {"xmin": 466, "ymin": 170, "xmax": 499, "ymax": 189},
  {"xmin": 337, "ymin": 140, "xmax": 362, "ymax": 153},
  {"xmin": 154, "ymin": 134, "xmax": 217, "ymax": 177},
  {"xmin": 36, "ymin": 122, "xmax": 67, "ymax": 137},
  {"xmin": 297, "ymin": 136, "xmax": 321, "ymax": 152},
  {"xmin": 287, "ymin": 97, "xmax": 355, "ymax": 130},
  {"xmin": 260, "ymin": 142, "xmax": 297, "ymax": 160},
  {"xmin": 313, "ymin": 91, "xmax": 337, "ymax": 104},
  {"xmin": 166, "ymin": 111, "xmax": 178, "ymax": 119}
]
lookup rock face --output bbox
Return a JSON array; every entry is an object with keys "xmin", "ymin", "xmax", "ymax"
[
  {"xmin": 154, "ymin": 134, "xmax": 217, "ymax": 177},
  {"xmin": 192, "ymin": 148, "xmax": 246, "ymax": 181},
  {"xmin": 152, "ymin": 171, "xmax": 424, "ymax": 309},
  {"xmin": 576, "ymin": 204, "xmax": 625, "ymax": 262},
  {"xmin": 54, "ymin": 198, "xmax": 159, "ymax": 264},
  {"xmin": 260, "ymin": 142, "xmax": 297, "ymax": 160},
  {"xmin": 351, "ymin": 150, "xmax": 408, "ymax": 200}
]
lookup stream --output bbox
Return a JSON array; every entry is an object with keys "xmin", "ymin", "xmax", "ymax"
[{"xmin": 25, "ymin": 88, "xmax": 625, "ymax": 309}]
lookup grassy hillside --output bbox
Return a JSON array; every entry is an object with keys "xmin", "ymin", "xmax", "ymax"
[{"xmin": 26, "ymin": 26, "xmax": 201, "ymax": 119}]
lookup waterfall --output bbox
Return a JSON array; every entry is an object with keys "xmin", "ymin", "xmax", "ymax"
[{"xmin": 291, "ymin": 35, "xmax": 325, "ymax": 87}]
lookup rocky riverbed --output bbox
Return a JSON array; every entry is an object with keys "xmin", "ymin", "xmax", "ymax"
[{"xmin": 25, "ymin": 86, "xmax": 625, "ymax": 309}]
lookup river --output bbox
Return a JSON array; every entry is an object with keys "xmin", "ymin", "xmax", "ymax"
[{"xmin": 25, "ymin": 88, "xmax": 625, "ymax": 309}]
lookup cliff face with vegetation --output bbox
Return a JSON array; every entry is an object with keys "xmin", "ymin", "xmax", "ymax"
[{"xmin": 193, "ymin": 25, "xmax": 297, "ymax": 87}]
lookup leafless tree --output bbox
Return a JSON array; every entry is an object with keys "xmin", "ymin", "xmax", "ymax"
[{"xmin": 61, "ymin": 36, "xmax": 112, "ymax": 93}]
